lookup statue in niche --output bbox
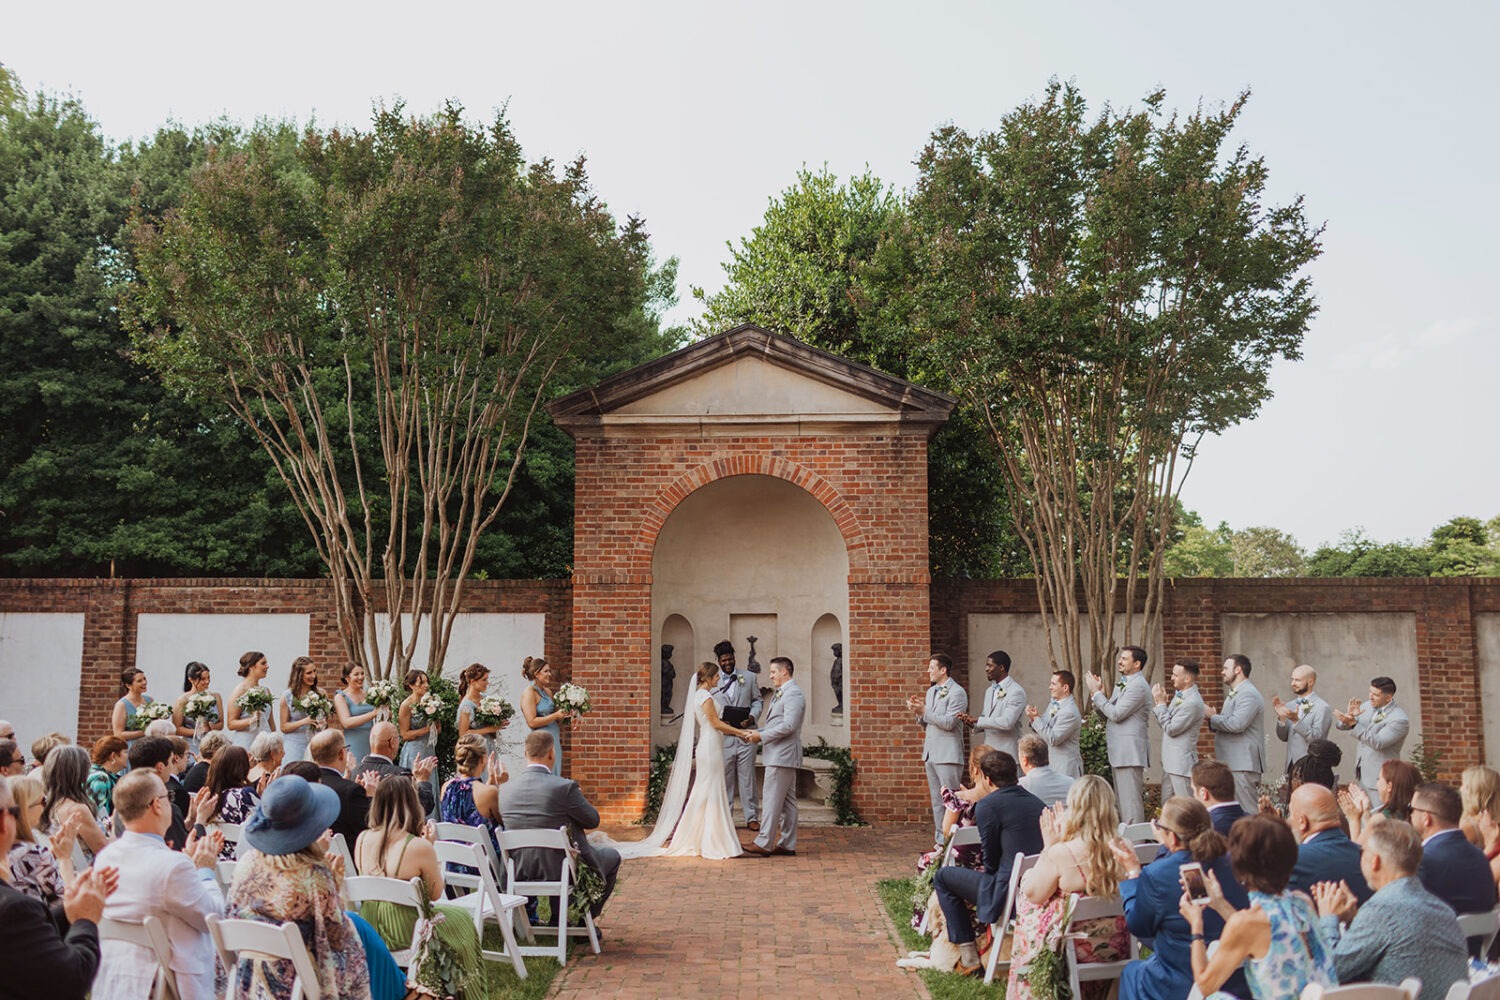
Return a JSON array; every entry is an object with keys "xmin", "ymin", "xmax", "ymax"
[
  {"xmin": 745, "ymin": 635, "xmax": 761, "ymax": 673},
  {"xmin": 830, "ymin": 641, "xmax": 844, "ymax": 715},
  {"xmin": 660, "ymin": 643, "xmax": 675, "ymax": 716}
]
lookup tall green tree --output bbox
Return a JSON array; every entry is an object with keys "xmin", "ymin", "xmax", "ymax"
[
  {"xmin": 899, "ymin": 82, "xmax": 1323, "ymax": 680},
  {"xmin": 129, "ymin": 104, "xmax": 663, "ymax": 677}
]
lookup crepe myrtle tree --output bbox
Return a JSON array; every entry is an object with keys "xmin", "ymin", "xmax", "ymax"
[{"xmin": 129, "ymin": 102, "xmax": 657, "ymax": 678}]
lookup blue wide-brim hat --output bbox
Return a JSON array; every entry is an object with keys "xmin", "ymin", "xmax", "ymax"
[{"xmin": 244, "ymin": 775, "xmax": 342, "ymax": 856}]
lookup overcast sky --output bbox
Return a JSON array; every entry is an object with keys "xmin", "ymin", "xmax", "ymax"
[{"xmin": 9, "ymin": 1, "xmax": 1498, "ymax": 550}]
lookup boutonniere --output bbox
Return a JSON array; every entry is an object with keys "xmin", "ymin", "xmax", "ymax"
[
  {"xmin": 1115, "ymin": 678, "xmax": 1126, "ymax": 691},
  {"xmin": 1225, "ymin": 688, "xmax": 1237, "ymax": 701},
  {"xmin": 937, "ymin": 684, "xmax": 950, "ymax": 699},
  {"xmin": 1373, "ymin": 708, "xmax": 1387, "ymax": 724},
  {"xmin": 1048, "ymin": 702, "xmax": 1059, "ymax": 717},
  {"xmin": 736, "ymin": 676, "xmax": 745, "ymax": 687},
  {"xmin": 1170, "ymin": 692, "xmax": 1183, "ymax": 707},
  {"xmin": 1297, "ymin": 698, "xmax": 1309, "ymax": 718}
]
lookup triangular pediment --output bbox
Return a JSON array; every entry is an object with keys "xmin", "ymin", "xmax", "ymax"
[{"xmin": 548, "ymin": 325, "xmax": 954, "ymax": 436}]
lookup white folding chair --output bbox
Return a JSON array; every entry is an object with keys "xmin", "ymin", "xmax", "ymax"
[
  {"xmin": 208, "ymin": 914, "xmax": 323, "ymax": 1000},
  {"xmin": 1134, "ymin": 842, "xmax": 1162, "ymax": 865},
  {"xmin": 917, "ymin": 827, "xmax": 982, "ymax": 934},
  {"xmin": 1118, "ymin": 821, "xmax": 1156, "ymax": 842},
  {"xmin": 340, "ymin": 875, "xmax": 426, "ymax": 967},
  {"xmin": 1458, "ymin": 907, "xmax": 1500, "ymax": 958},
  {"xmin": 1302, "ymin": 979, "xmax": 1421, "ymax": 999},
  {"xmin": 215, "ymin": 859, "xmax": 238, "ymax": 893},
  {"xmin": 497, "ymin": 826, "xmax": 601, "ymax": 965},
  {"xmin": 211, "ymin": 821, "xmax": 245, "ymax": 855},
  {"xmin": 1447, "ymin": 974, "xmax": 1500, "ymax": 1000},
  {"xmin": 1063, "ymin": 893, "xmax": 1138, "ymax": 998},
  {"xmin": 433, "ymin": 839, "xmax": 531, "ymax": 979},
  {"xmin": 327, "ymin": 832, "xmax": 356, "ymax": 875},
  {"xmin": 98, "ymin": 915, "xmax": 180, "ymax": 1000},
  {"xmin": 983, "ymin": 852, "xmax": 1042, "ymax": 985}
]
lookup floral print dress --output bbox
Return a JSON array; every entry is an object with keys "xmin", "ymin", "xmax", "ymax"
[
  {"xmin": 215, "ymin": 785, "xmax": 260, "ymax": 860},
  {"xmin": 1007, "ymin": 846, "xmax": 1129, "ymax": 1000},
  {"xmin": 1210, "ymin": 890, "xmax": 1337, "ymax": 999}
]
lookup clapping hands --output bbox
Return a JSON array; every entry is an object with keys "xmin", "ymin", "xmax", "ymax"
[
  {"xmin": 1085, "ymin": 673, "xmax": 1104, "ymax": 695},
  {"xmin": 63, "ymin": 865, "xmax": 116, "ymax": 926},
  {"xmin": 1338, "ymin": 783, "xmax": 1371, "ymax": 820},
  {"xmin": 1312, "ymin": 879, "xmax": 1358, "ymax": 922},
  {"xmin": 1151, "ymin": 683, "xmax": 1169, "ymax": 706}
]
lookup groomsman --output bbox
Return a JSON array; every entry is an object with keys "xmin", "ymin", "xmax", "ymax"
[
  {"xmin": 1087, "ymin": 646, "xmax": 1152, "ymax": 824},
  {"xmin": 712, "ymin": 640, "xmax": 762, "ymax": 830},
  {"xmin": 1206, "ymin": 653, "xmax": 1266, "ymax": 814},
  {"xmin": 1152, "ymin": 658, "xmax": 1206, "ymax": 799},
  {"xmin": 1272, "ymin": 664, "xmax": 1333, "ymax": 772},
  {"xmin": 1027, "ymin": 671, "xmax": 1084, "ymax": 779},
  {"xmin": 960, "ymin": 650, "xmax": 1027, "ymax": 760},
  {"xmin": 906, "ymin": 653, "xmax": 968, "ymax": 844},
  {"xmin": 1334, "ymin": 676, "xmax": 1410, "ymax": 807}
]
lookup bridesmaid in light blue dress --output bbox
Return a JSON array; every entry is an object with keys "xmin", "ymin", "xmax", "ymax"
[
  {"xmin": 171, "ymin": 662, "xmax": 223, "ymax": 759},
  {"xmin": 397, "ymin": 669, "xmax": 442, "ymax": 804},
  {"xmin": 520, "ymin": 656, "xmax": 566, "ymax": 773},
  {"xmin": 335, "ymin": 663, "xmax": 379, "ymax": 763},
  {"xmin": 278, "ymin": 656, "xmax": 323, "ymax": 762},
  {"xmin": 226, "ymin": 651, "xmax": 276, "ymax": 751},
  {"xmin": 455, "ymin": 663, "xmax": 507, "ymax": 757},
  {"xmin": 110, "ymin": 668, "xmax": 155, "ymax": 749}
]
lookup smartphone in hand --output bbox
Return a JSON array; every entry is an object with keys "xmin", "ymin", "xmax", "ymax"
[{"xmin": 1180, "ymin": 861, "xmax": 1211, "ymax": 904}]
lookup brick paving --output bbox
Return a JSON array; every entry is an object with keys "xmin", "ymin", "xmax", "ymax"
[{"xmin": 548, "ymin": 824, "xmax": 935, "ymax": 999}]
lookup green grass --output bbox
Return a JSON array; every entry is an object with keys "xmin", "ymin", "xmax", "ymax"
[
  {"xmin": 878, "ymin": 877, "xmax": 1004, "ymax": 999},
  {"xmin": 472, "ymin": 923, "xmax": 562, "ymax": 999}
]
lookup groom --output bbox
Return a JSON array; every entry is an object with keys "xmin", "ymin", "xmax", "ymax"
[{"xmin": 742, "ymin": 656, "xmax": 804, "ymax": 857}]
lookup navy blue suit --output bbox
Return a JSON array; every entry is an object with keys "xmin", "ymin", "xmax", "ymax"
[
  {"xmin": 1120, "ymin": 849, "xmax": 1250, "ymax": 1000},
  {"xmin": 1208, "ymin": 802, "xmax": 1247, "ymax": 836},
  {"xmin": 1418, "ymin": 829, "xmax": 1497, "ymax": 916},
  {"xmin": 1291, "ymin": 828, "xmax": 1372, "ymax": 904},
  {"xmin": 934, "ymin": 783, "xmax": 1046, "ymax": 944}
]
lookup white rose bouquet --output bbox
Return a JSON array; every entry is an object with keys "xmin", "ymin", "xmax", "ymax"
[
  {"xmin": 366, "ymin": 678, "xmax": 400, "ymax": 709},
  {"xmin": 296, "ymin": 691, "xmax": 335, "ymax": 722},
  {"xmin": 416, "ymin": 692, "xmax": 448, "ymax": 721},
  {"xmin": 554, "ymin": 683, "xmax": 591, "ymax": 719},
  {"xmin": 127, "ymin": 701, "xmax": 173, "ymax": 731},
  {"xmin": 182, "ymin": 692, "xmax": 218, "ymax": 723},
  {"xmin": 236, "ymin": 687, "xmax": 274, "ymax": 730},
  {"xmin": 474, "ymin": 695, "xmax": 515, "ymax": 728}
]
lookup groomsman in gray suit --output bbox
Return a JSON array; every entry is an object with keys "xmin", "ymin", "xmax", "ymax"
[
  {"xmin": 907, "ymin": 653, "xmax": 968, "ymax": 844},
  {"xmin": 1152, "ymin": 657, "xmax": 1206, "ymax": 799},
  {"xmin": 1273, "ymin": 664, "xmax": 1334, "ymax": 772},
  {"xmin": 1206, "ymin": 653, "xmax": 1266, "ymax": 813},
  {"xmin": 1333, "ymin": 676, "xmax": 1410, "ymax": 807},
  {"xmin": 1088, "ymin": 646, "xmax": 1153, "ymax": 824},
  {"xmin": 743, "ymin": 657, "xmax": 805, "ymax": 856},
  {"xmin": 712, "ymin": 639, "xmax": 762, "ymax": 830},
  {"xmin": 960, "ymin": 650, "xmax": 1027, "ymax": 760},
  {"xmin": 1027, "ymin": 671, "xmax": 1084, "ymax": 778}
]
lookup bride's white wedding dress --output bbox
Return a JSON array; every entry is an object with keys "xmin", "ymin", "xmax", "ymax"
[{"xmin": 662, "ymin": 688, "xmax": 742, "ymax": 859}]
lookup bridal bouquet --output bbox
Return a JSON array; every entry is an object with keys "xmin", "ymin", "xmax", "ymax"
[
  {"xmin": 126, "ymin": 701, "xmax": 173, "ymax": 731},
  {"xmin": 295, "ymin": 691, "xmax": 335, "ymax": 722},
  {"xmin": 366, "ymin": 678, "xmax": 400, "ymax": 709},
  {"xmin": 416, "ymin": 691, "xmax": 449, "ymax": 722},
  {"xmin": 235, "ymin": 687, "xmax": 274, "ymax": 728},
  {"xmin": 474, "ymin": 695, "xmax": 515, "ymax": 728},
  {"xmin": 182, "ymin": 692, "xmax": 218, "ymax": 723},
  {"xmin": 554, "ymin": 683, "xmax": 591, "ymax": 719}
]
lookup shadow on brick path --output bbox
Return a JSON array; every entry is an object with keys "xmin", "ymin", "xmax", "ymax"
[{"xmin": 547, "ymin": 823, "xmax": 935, "ymax": 999}]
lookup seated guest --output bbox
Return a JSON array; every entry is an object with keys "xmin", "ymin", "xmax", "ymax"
[
  {"xmin": 246, "ymin": 730, "xmax": 284, "ymax": 786},
  {"xmin": 202, "ymin": 746, "xmax": 259, "ymax": 860},
  {"xmin": 1193, "ymin": 759, "xmax": 1246, "ymax": 835},
  {"xmin": 93, "ymin": 771, "xmax": 223, "ymax": 1000},
  {"xmin": 126, "ymin": 736, "xmax": 189, "ymax": 850},
  {"xmin": 7, "ymin": 773, "xmax": 76, "ymax": 904},
  {"xmin": 499, "ymin": 731, "xmax": 620, "ymax": 924},
  {"xmin": 1016, "ymin": 734, "xmax": 1073, "ymax": 808},
  {"xmin": 1460, "ymin": 764, "xmax": 1500, "ymax": 890},
  {"xmin": 30, "ymin": 733, "xmax": 69, "ymax": 772},
  {"xmin": 1313, "ymin": 819, "xmax": 1469, "ymax": 1000},
  {"xmin": 1007, "ymin": 775, "xmax": 1128, "ymax": 996},
  {"xmin": 931, "ymin": 748, "xmax": 1045, "ymax": 977},
  {"xmin": 181, "ymin": 731, "xmax": 227, "ymax": 794},
  {"xmin": 439, "ymin": 733, "xmax": 506, "ymax": 859},
  {"xmin": 280, "ymin": 760, "xmax": 323, "ymax": 783},
  {"xmin": 0, "ymin": 774, "xmax": 116, "ymax": 999},
  {"xmin": 358, "ymin": 721, "xmax": 437, "ymax": 814},
  {"xmin": 1288, "ymin": 784, "xmax": 1371, "ymax": 903},
  {"xmin": 1411, "ymin": 781, "xmax": 1498, "ymax": 917},
  {"xmin": 308, "ymin": 728, "xmax": 370, "ymax": 846},
  {"xmin": 911, "ymin": 744, "xmax": 990, "ymax": 931},
  {"xmin": 84, "ymin": 738, "xmax": 128, "ymax": 821},
  {"xmin": 1117, "ymin": 796, "xmax": 1250, "ymax": 1000},
  {"xmin": 1342, "ymin": 759, "xmax": 1420, "ymax": 844},
  {"xmin": 0, "ymin": 738, "xmax": 23, "ymax": 776},
  {"xmin": 165, "ymin": 737, "xmax": 192, "ymax": 821},
  {"xmin": 41, "ymin": 746, "xmax": 110, "ymax": 864}
]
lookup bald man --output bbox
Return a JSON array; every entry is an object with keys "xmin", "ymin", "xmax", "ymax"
[
  {"xmin": 357, "ymin": 721, "xmax": 438, "ymax": 814},
  {"xmin": 1287, "ymin": 783, "xmax": 1370, "ymax": 903},
  {"xmin": 1272, "ymin": 664, "xmax": 1333, "ymax": 772}
]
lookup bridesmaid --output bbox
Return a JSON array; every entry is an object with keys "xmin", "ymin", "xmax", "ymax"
[
  {"xmin": 278, "ymin": 656, "xmax": 323, "ymax": 763},
  {"xmin": 397, "ymin": 669, "xmax": 441, "ymax": 803},
  {"xmin": 225, "ymin": 650, "xmax": 276, "ymax": 750},
  {"xmin": 455, "ymin": 664, "xmax": 506, "ymax": 755},
  {"xmin": 111, "ymin": 668, "xmax": 155, "ymax": 748},
  {"xmin": 335, "ymin": 663, "xmax": 379, "ymax": 763},
  {"xmin": 519, "ymin": 656, "xmax": 567, "ymax": 772},
  {"xmin": 171, "ymin": 661, "xmax": 223, "ymax": 758}
]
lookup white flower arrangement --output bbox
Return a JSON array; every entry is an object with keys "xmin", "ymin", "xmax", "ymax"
[
  {"xmin": 127, "ymin": 701, "xmax": 173, "ymax": 730},
  {"xmin": 417, "ymin": 692, "xmax": 448, "ymax": 719},
  {"xmin": 182, "ymin": 692, "xmax": 218, "ymax": 722},
  {"xmin": 235, "ymin": 687, "xmax": 274, "ymax": 715},
  {"xmin": 554, "ymin": 683, "xmax": 591, "ymax": 717},
  {"xmin": 296, "ymin": 691, "xmax": 335, "ymax": 721},
  {"xmin": 365, "ymin": 678, "xmax": 400, "ymax": 709},
  {"xmin": 475, "ymin": 695, "xmax": 515, "ymax": 727}
]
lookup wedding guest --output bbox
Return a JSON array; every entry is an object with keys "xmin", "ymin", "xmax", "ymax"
[
  {"xmin": 280, "ymin": 760, "xmax": 322, "ymax": 782},
  {"xmin": 308, "ymin": 728, "xmax": 370, "ymax": 845},
  {"xmin": 1192, "ymin": 760, "xmax": 1247, "ymax": 835},
  {"xmin": 0, "ymin": 720, "xmax": 13, "ymax": 742},
  {"xmin": 1288, "ymin": 783, "xmax": 1371, "ymax": 903},
  {"xmin": 1116, "ymin": 796, "xmax": 1250, "ymax": 1000},
  {"xmin": 93, "ymin": 770, "xmax": 223, "ymax": 1000},
  {"xmin": 439, "ymin": 733, "xmax": 505, "ymax": 861},
  {"xmin": 165, "ymin": 736, "xmax": 192, "ymax": 823},
  {"xmin": 84, "ymin": 737, "xmax": 128, "ymax": 821},
  {"xmin": 1086, "ymin": 646, "xmax": 1152, "ymax": 824},
  {"xmin": 110, "ymin": 668, "xmax": 156, "ymax": 748},
  {"xmin": 456, "ymin": 663, "xmax": 505, "ymax": 756},
  {"xmin": 277, "ymin": 656, "xmax": 322, "ymax": 763},
  {"xmin": 170, "ymin": 661, "xmax": 222, "ymax": 757},
  {"xmin": 41, "ymin": 746, "xmax": 109, "ymax": 865},
  {"xmin": 1334, "ymin": 676, "xmax": 1410, "ymax": 807},
  {"xmin": 0, "ymin": 739, "xmax": 24, "ymax": 776},
  {"xmin": 181, "ymin": 731, "xmax": 227, "ymax": 794},
  {"xmin": 1016, "ymin": 734, "xmax": 1074, "ymax": 808},
  {"xmin": 358, "ymin": 721, "xmax": 436, "ymax": 814},
  {"xmin": 202, "ymin": 745, "xmax": 259, "ymax": 860},
  {"xmin": 1180, "ymin": 814, "xmax": 1338, "ymax": 998},
  {"xmin": 7, "ymin": 773, "xmax": 76, "ymax": 904},
  {"xmin": 334, "ymin": 663, "xmax": 379, "ymax": 763},
  {"xmin": 126, "ymin": 736, "xmax": 190, "ymax": 851},
  {"xmin": 912, "ymin": 743, "xmax": 990, "ymax": 927},
  {"xmin": 225, "ymin": 651, "xmax": 275, "ymax": 751},
  {"xmin": 1460, "ymin": 764, "xmax": 1500, "ymax": 888},
  {"xmin": 246, "ymin": 730, "xmax": 284, "ymax": 786},
  {"xmin": 906, "ymin": 652, "xmax": 968, "ymax": 844},
  {"xmin": 1410, "ymin": 781, "xmax": 1497, "ymax": 918},
  {"xmin": 30, "ymin": 733, "xmax": 69, "ymax": 772},
  {"xmin": 1313, "ymin": 819, "xmax": 1470, "ymax": 1000},
  {"xmin": 1027, "ymin": 670, "xmax": 1083, "ymax": 778},
  {"xmin": 1340, "ymin": 759, "xmax": 1419, "ymax": 844}
]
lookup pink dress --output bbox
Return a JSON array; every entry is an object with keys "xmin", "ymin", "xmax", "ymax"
[{"xmin": 1006, "ymin": 845, "xmax": 1128, "ymax": 1000}]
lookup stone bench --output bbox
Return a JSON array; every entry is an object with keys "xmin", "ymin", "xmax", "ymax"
[{"xmin": 753, "ymin": 756, "xmax": 838, "ymax": 825}]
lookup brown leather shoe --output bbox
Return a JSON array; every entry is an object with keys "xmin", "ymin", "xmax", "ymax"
[
  {"xmin": 770, "ymin": 846, "xmax": 796, "ymax": 856},
  {"xmin": 742, "ymin": 842, "xmax": 771, "ymax": 857},
  {"xmin": 953, "ymin": 959, "xmax": 984, "ymax": 978},
  {"xmin": 746, "ymin": 820, "xmax": 760, "ymax": 831}
]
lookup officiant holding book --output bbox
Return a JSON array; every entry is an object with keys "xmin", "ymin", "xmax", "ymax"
[{"xmin": 712, "ymin": 640, "xmax": 762, "ymax": 830}]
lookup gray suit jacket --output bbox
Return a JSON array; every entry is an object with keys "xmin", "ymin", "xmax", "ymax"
[
  {"xmin": 1032, "ymin": 698, "xmax": 1083, "ymax": 778},
  {"xmin": 497, "ymin": 763, "xmax": 606, "ymax": 882},
  {"xmin": 712, "ymin": 668, "xmax": 762, "ymax": 749},
  {"xmin": 1092, "ymin": 672, "xmax": 1151, "ymax": 768},
  {"xmin": 919, "ymin": 680, "xmax": 967, "ymax": 766},
  {"xmin": 1209, "ymin": 679, "xmax": 1266, "ymax": 772},
  {"xmin": 1153, "ymin": 685, "xmax": 1206, "ymax": 777},
  {"xmin": 760, "ymin": 680, "xmax": 805, "ymax": 768},
  {"xmin": 974, "ymin": 676, "xmax": 1027, "ymax": 759},
  {"xmin": 1275, "ymin": 691, "xmax": 1333, "ymax": 765},
  {"xmin": 1019, "ymin": 765, "xmax": 1074, "ymax": 808},
  {"xmin": 1337, "ymin": 700, "xmax": 1410, "ymax": 788}
]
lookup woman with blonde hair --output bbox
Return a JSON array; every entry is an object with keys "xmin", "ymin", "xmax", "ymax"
[
  {"xmin": 438, "ymin": 732, "xmax": 506, "ymax": 860},
  {"xmin": 5, "ymin": 773, "xmax": 78, "ymax": 904},
  {"xmin": 1006, "ymin": 774, "xmax": 1130, "ymax": 999},
  {"xmin": 1461, "ymin": 764, "xmax": 1500, "ymax": 888}
]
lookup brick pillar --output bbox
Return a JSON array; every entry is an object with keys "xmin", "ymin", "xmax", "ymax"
[
  {"xmin": 849, "ymin": 578, "xmax": 933, "ymax": 823},
  {"xmin": 1416, "ymin": 583, "xmax": 1482, "ymax": 780},
  {"xmin": 569, "ymin": 578, "xmax": 653, "ymax": 824},
  {"xmin": 1163, "ymin": 581, "xmax": 1224, "ymax": 763},
  {"xmin": 80, "ymin": 581, "xmax": 129, "ymax": 744}
]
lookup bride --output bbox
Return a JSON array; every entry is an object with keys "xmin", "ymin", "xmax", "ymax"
[{"xmin": 608, "ymin": 661, "xmax": 746, "ymax": 860}]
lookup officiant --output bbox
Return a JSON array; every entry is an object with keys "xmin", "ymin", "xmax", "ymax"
[{"xmin": 712, "ymin": 640, "xmax": 763, "ymax": 830}]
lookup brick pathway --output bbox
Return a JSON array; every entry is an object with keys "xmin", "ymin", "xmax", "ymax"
[{"xmin": 548, "ymin": 824, "xmax": 935, "ymax": 999}]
